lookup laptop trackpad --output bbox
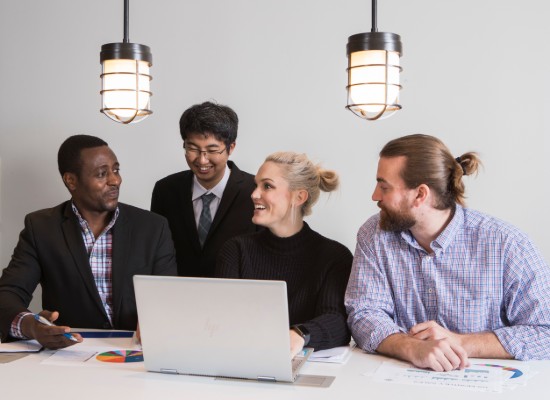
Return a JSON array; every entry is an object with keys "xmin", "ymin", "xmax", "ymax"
[
  {"xmin": 215, "ymin": 374, "xmax": 335, "ymax": 387},
  {"xmin": 293, "ymin": 374, "xmax": 335, "ymax": 387}
]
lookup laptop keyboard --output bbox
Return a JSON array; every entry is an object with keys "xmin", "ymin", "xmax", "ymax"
[{"xmin": 291, "ymin": 355, "xmax": 306, "ymax": 373}]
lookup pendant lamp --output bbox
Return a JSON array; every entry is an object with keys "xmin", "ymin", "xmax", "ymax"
[
  {"xmin": 346, "ymin": 0, "xmax": 402, "ymax": 120},
  {"xmin": 100, "ymin": 0, "xmax": 153, "ymax": 124}
]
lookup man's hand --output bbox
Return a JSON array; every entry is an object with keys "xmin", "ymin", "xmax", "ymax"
[
  {"xmin": 410, "ymin": 320, "xmax": 511, "ymax": 360},
  {"xmin": 21, "ymin": 310, "xmax": 82, "ymax": 349},
  {"xmin": 377, "ymin": 327, "xmax": 470, "ymax": 372},
  {"xmin": 407, "ymin": 337, "xmax": 470, "ymax": 372},
  {"xmin": 289, "ymin": 329, "xmax": 305, "ymax": 358},
  {"xmin": 408, "ymin": 321, "xmax": 469, "ymax": 371},
  {"xmin": 410, "ymin": 320, "xmax": 461, "ymax": 342}
]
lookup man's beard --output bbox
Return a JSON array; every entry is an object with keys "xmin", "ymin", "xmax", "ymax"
[{"xmin": 378, "ymin": 201, "xmax": 416, "ymax": 232}]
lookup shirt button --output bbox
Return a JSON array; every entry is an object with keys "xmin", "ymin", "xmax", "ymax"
[{"xmin": 428, "ymin": 288, "xmax": 433, "ymax": 293}]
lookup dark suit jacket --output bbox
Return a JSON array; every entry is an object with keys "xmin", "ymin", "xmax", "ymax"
[
  {"xmin": 0, "ymin": 201, "xmax": 177, "ymax": 341},
  {"xmin": 151, "ymin": 161, "xmax": 259, "ymax": 277}
]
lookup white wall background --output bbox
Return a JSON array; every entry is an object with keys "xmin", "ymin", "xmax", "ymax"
[{"xmin": 1, "ymin": 1, "xmax": 549, "ymax": 310}]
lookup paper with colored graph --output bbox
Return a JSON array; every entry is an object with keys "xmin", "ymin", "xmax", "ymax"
[{"xmin": 371, "ymin": 360, "xmax": 531, "ymax": 392}]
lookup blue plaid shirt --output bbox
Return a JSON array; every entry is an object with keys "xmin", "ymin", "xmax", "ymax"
[
  {"xmin": 72, "ymin": 203, "xmax": 118, "ymax": 325},
  {"xmin": 345, "ymin": 204, "xmax": 550, "ymax": 360}
]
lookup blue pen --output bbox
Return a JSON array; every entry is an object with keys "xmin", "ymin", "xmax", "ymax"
[{"xmin": 34, "ymin": 314, "xmax": 79, "ymax": 342}]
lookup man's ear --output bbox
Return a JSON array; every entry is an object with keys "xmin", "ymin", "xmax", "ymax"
[
  {"xmin": 63, "ymin": 172, "xmax": 77, "ymax": 192},
  {"xmin": 414, "ymin": 184, "xmax": 430, "ymax": 206},
  {"xmin": 227, "ymin": 142, "xmax": 236, "ymax": 156}
]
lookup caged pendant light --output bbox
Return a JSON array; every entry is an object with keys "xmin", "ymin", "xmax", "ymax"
[
  {"xmin": 100, "ymin": 0, "xmax": 153, "ymax": 124},
  {"xmin": 346, "ymin": 0, "xmax": 402, "ymax": 121}
]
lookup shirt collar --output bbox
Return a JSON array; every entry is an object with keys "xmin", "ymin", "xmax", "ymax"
[
  {"xmin": 71, "ymin": 201, "xmax": 120, "ymax": 236},
  {"xmin": 433, "ymin": 204, "xmax": 463, "ymax": 251},
  {"xmin": 399, "ymin": 204, "xmax": 464, "ymax": 254},
  {"xmin": 192, "ymin": 164, "xmax": 231, "ymax": 201}
]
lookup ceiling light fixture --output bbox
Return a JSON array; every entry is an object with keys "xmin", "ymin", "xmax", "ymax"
[
  {"xmin": 346, "ymin": 0, "xmax": 402, "ymax": 121},
  {"xmin": 100, "ymin": 0, "xmax": 153, "ymax": 124}
]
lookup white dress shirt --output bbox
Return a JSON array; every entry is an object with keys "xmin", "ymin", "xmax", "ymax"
[{"xmin": 192, "ymin": 165, "xmax": 231, "ymax": 229}]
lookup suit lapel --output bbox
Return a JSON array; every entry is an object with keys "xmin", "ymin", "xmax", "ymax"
[
  {"xmin": 209, "ymin": 162, "xmax": 242, "ymax": 236},
  {"xmin": 111, "ymin": 205, "xmax": 130, "ymax": 327},
  {"xmin": 61, "ymin": 203, "xmax": 108, "ymax": 319}
]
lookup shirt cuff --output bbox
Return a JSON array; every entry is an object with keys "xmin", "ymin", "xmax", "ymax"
[
  {"xmin": 10, "ymin": 312, "xmax": 34, "ymax": 339},
  {"xmin": 368, "ymin": 325, "xmax": 406, "ymax": 353}
]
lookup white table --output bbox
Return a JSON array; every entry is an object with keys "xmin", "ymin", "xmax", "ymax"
[{"xmin": 2, "ymin": 337, "xmax": 549, "ymax": 400}]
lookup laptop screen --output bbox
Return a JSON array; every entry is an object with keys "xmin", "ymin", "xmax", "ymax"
[{"xmin": 134, "ymin": 275, "xmax": 302, "ymax": 382}]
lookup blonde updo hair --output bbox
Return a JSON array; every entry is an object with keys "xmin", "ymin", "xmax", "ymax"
[{"xmin": 264, "ymin": 151, "xmax": 339, "ymax": 216}]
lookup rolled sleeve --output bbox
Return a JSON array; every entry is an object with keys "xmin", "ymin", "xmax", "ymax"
[
  {"xmin": 345, "ymin": 222, "xmax": 406, "ymax": 353},
  {"xmin": 495, "ymin": 237, "xmax": 550, "ymax": 360},
  {"xmin": 495, "ymin": 326, "xmax": 550, "ymax": 360}
]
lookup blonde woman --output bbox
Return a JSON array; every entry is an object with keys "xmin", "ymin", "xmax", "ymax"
[{"xmin": 216, "ymin": 152, "xmax": 352, "ymax": 357}]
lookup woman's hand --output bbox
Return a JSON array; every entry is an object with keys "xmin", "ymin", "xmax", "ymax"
[{"xmin": 289, "ymin": 329, "xmax": 305, "ymax": 358}]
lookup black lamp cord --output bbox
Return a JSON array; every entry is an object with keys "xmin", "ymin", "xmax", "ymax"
[
  {"xmin": 123, "ymin": 0, "xmax": 130, "ymax": 43},
  {"xmin": 371, "ymin": 0, "xmax": 378, "ymax": 32}
]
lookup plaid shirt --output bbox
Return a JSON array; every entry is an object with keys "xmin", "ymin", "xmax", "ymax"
[
  {"xmin": 345, "ymin": 204, "xmax": 550, "ymax": 360},
  {"xmin": 10, "ymin": 204, "xmax": 119, "ymax": 338},
  {"xmin": 72, "ymin": 203, "xmax": 119, "ymax": 325}
]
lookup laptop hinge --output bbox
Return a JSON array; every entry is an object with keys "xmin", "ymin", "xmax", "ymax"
[
  {"xmin": 257, "ymin": 376, "xmax": 277, "ymax": 382},
  {"xmin": 160, "ymin": 368, "xmax": 178, "ymax": 375}
]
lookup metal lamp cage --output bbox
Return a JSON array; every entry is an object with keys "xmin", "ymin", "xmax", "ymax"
[
  {"xmin": 100, "ymin": 0, "xmax": 153, "ymax": 124},
  {"xmin": 346, "ymin": 0, "xmax": 403, "ymax": 121}
]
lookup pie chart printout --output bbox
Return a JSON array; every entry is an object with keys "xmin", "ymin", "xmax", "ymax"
[{"xmin": 96, "ymin": 350, "xmax": 144, "ymax": 363}]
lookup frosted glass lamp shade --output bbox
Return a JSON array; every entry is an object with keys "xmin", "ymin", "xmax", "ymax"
[
  {"xmin": 100, "ymin": 43, "xmax": 153, "ymax": 124},
  {"xmin": 346, "ymin": 32, "xmax": 402, "ymax": 121}
]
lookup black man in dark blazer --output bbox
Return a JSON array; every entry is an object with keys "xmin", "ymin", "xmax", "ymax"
[{"xmin": 0, "ymin": 135, "xmax": 177, "ymax": 348}]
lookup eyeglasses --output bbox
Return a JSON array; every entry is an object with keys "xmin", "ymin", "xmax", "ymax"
[{"xmin": 184, "ymin": 144, "xmax": 227, "ymax": 159}]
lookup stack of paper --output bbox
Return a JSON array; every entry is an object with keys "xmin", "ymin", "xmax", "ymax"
[
  {"xmin": 0, "ymin": 339, "xmax": 42, "ymax": 353},
  {"xmin": 0, "ymin": 340, "xmax": 42, "ymax": 363},
  {"xmin": 308, "ymin": 343, "xmax": 356, "ymax": 364}
]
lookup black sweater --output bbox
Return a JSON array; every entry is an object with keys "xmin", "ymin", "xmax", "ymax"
[{"xmin": 215, "ymin": 223, "xmax": 352, "ymax": 351}]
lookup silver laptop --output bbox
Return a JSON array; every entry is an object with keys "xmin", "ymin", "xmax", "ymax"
[{"xmin": 133, "ymin": 275, "xmax": 312, "ymax": 382}]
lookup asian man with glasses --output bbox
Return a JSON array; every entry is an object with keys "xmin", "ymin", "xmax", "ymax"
[{"xmin": 151, "ymin": 101, "xmax": 259, "ymax": 277}]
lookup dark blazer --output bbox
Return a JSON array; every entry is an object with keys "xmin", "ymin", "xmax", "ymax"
[
  {"xmin": 151, "ymin": 161, "xmax": 258, "ymax": 277},
  {"xmin": 0, "ymin": 201, "xmax": 177, "ymax": 341}
]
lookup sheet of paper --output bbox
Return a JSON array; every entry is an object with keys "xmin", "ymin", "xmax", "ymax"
[
  {"xmin": 473, "ymin": 363, "xmax": 533, "ymax": 390},
  {"xmin": 0, "ymin": 339, "xmax": 42, "ymax": 353},
  {"xmin": 42, "ymin": 348, "xmax": 97, "ymax": 366},
  {"xmin": 40, "ymin": 335, "xmax": 143, "ymax": 368},
  {"xmin": 77, "ymin": 336, "xmax": 140, "ymax": 351},
  {"xmin": 308, "ymin": 343, "xmax": 356, "ymax": 364},
  {"xmin": 373, "ymin": 360, "xmax": 504, "ymax": 392}
]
